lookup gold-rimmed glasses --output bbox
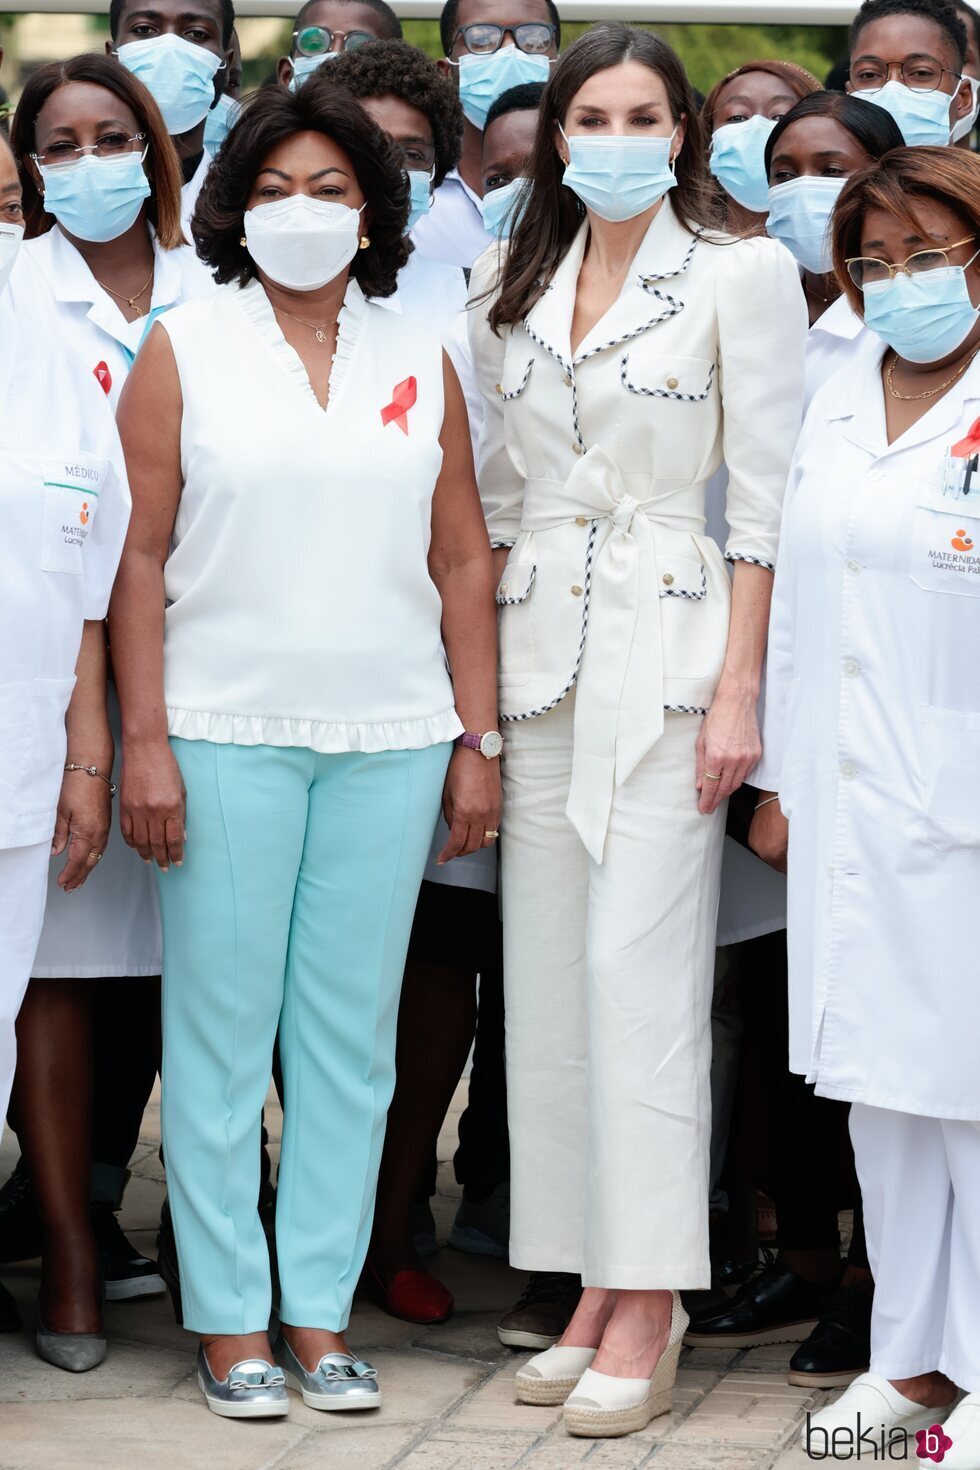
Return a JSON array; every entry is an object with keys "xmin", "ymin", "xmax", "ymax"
[{"xmin": 846, "ymin": 236, "xmax": 979, "ymax": 289}]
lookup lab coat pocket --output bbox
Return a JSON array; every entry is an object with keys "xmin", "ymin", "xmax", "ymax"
[
  {"xmin": 909, "ymin": 500, "xmax": 980, "ymax": 597},
  {"xmin": 0, "ymin": 679, "xmax": 35, "ymax": 813},
  {"xmin": 496, "ymin": 562, "xmax": 536, "ymax": 690},
  {"xmin": 918, "ymin": 703, "xmax": 980, "ymax": 849},
  {"xmin": 41, "ymin": 479, "xmax": 99, "ymax": 575}
]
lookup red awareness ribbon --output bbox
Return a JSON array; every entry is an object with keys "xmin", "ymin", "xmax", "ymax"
[
  {"xmin": 381, "ymin": 376, "xmax": 417, "ymax": 435},
  {"xmin": 93, "ymin": 361, "xmax": 112, "ymax": 396},
  {"xmin": 951, "ymin": 415, "xmax": 980, "ymax": 458}
]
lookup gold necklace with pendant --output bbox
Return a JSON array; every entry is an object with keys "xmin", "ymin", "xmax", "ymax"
[
  {"xmin": 94, "ymin": 267, "xmax": 154, "ymax": 317},
  {"xmin": 273, "ymin": 305, "xmax": 338, "ymax": 343}
]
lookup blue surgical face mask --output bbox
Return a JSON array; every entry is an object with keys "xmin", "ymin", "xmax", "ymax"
[
  {"xmin": 116, "ymin": 33, "xmax": 224, "ymax": 136},
  {"xmin": 709, "ymin": 115, "xmax": 776, "ymax": 214},
  {"xmin": 953, "ymin": 74, "xmax": 980, "ymax": 143},
  {"xmin": 856, "ymin": 79, "xmax": 953, "ymax": 148},
  {"xmin": 560, "ymin": 126, "xmax": 677, "ymax": 223},
  {"xmin": 39, "ymin": 150, "xmax": 152, "ymax": 244},
  {"xmin": 481, "ymin": 176, "xmax": 526, "ymax": 238},
  {"xmin": 203, "ymin": 91, "xmax": 240, "ymax": 152},
  {"xmin": 453, "ymin": 46, "xmax": 551, "ymax": 130},
  {"xmin": 405, "ymin": 168, "xmax": 433, "ymax": 231},
  {"xmin": 288, "ymin": 51, "xmax": 339, "ymax": 91},
  {"xmin": 863, "ymin": 255, "xmax": 980, "ymax": 363},
  {"xmin": 766, "ymin": 175, "xmax": 846, "ymax": 275}
]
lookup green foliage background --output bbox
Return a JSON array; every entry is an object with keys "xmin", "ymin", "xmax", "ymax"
[
  {"xmin": 400, "ymin": 19, "xmax": 848, "ymax": 91},
  {"xmin": 233, "ymin": 18, "xmax": 848, "ymax": 94}
]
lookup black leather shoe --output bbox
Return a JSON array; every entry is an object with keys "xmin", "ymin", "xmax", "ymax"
[
  {"xmin": 0, "ymin": 1278, "xmax": 20, "ymax": 1332},
  {"xmin": 0, "ymin": 1161, "xmax": 41, "ymax": 1265},
  {"xmin": 788, "ymin": 1281, "xmax": 873, "ymax": 1387},
  {"xmin": 684, "ymin": 1260, "xmax": 841, "ymax": 1348}
]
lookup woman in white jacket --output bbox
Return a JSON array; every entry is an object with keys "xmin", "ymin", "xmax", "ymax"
[
  {"xmin": 751, "ymin": 146, "xmax": 980, "ymax": 1465},
  {"xmin": 469, "ymin": 24, "xmax": 805, "ymax": 1437}
]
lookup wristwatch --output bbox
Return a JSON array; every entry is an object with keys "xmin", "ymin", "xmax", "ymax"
[{"xmin": 456, "ymin": 731, "xmax": 504, "ymax": 759}]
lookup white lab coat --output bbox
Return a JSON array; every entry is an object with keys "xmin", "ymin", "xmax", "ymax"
[
  {"xmin": 757, "ymin": 332, "xmax": 980, "ymax": 1119},
  {"xmin": 803, "ymin": 293, "xmax": 867, "ymax": 416},
  {"xmin": 714, "ymin": 296, "xmax": 868, "ymax": 945},
  {"xmin": 7, "ymin": 224, "xmax": 215, "ymax": 978},
  {"xmin": 0, "ymin": 299, "xmax": 130, "ymax": 1124},
  {"xmin": 181, "ymin": 149, "xmax": 211, "ymax": 234},
  {"xmin": 0, "ymin": 301, "xmax": 131, "ymax": 849}
]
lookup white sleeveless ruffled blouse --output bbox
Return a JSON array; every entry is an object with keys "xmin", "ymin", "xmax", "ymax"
[{"xmin": 158, "ymin": 277, "xmax": 462, "ymax": 753}]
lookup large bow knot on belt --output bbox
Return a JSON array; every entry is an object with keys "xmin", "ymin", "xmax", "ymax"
[{"xmin": 522, "ymin": 445, "xmax": 702, "ymax": 863}]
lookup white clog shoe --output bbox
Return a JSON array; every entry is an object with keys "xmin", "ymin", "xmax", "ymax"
[
  {"xmin": 801, "ymin": 1373, "xmax": 955, "ymax": 1459},
  {"xmin": 933, "ymin": 1393, "xmax": 980, "ymax": 1469}
]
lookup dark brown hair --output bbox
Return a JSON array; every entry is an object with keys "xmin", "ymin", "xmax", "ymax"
[
  {"xmin": 489, "ymin": 24, "xmax": 712, "ymax": 332},
  {"xmin": 11, "ymin": 54, "xmax": 185, "ymax": 245},
  {"xmin": 701, "ymin": 59, "xmax": 822, "ymax": 130},
  {"xmin": 191, "ymin": 81, "xmax": 409, "ymax": 295},
  {"xmin": 832, "ymin": 145, "xmax": 980, "ymax": 314}
]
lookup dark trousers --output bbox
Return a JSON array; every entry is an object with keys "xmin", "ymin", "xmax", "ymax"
[
  {"xmin": 741, "ymin": 928, "xmax": 868, "ymax": 1267},
  {"xmin": 90, "ymin": 977, "xmax": 160, "ymax": 1206}
]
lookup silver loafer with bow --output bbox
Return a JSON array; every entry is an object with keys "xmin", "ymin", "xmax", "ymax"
[
  {"xmin": 197, "ymin": 1344, "xmax": 289, "ymax": 1418},
  {"xmin": 274, "ymin": 1334, "xmax": 382, "ymax": 1411}
]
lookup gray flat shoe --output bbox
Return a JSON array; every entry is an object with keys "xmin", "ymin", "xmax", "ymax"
[
  {"xmin": 197, "ymin": 1344, "xmax": 289, "ymax": 1419},
  {"xmin": 36, "ymin": 1313, "xmax": 107, "ymax": 1373},
  {"xmin": 274, "ymin": 1334, "xmax": 382, "ymax": 1411}
]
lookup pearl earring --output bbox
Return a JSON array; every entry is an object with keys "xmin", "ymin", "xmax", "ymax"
[{"xmin": 239, "ymin": 235, "xmax": 247, "ymax": 247}]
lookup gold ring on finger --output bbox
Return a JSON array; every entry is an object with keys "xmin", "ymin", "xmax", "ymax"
[
  {"xmin": 703, "ymin": 771, "xmax": 723, "ymax": 782},
  {"xmin": 90, "ymin": 851, "xmax": 103, "ymax": 862},
  {"xmin": 484, "ymin": 829, "xmax": 500, "ymax": 840}
]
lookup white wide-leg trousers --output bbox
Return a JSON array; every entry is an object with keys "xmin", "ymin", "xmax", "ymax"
[
  {"xmin": 500, "ymin": 692, "xmax": 725, "ymax": 1289},
  {"xmin": 0, "ymin": 841, "xmax": 52, "ymax": 1132},
  {"xmin": 850, "ymin": 1102, "xmax": 980, "ymax": 1392}
]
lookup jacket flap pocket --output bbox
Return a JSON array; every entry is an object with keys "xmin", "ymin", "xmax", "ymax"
[
  {"xmin": 495, "ymin": 359, "xmax": 534, "ymax": 402},
  {"xmin": 621, "ymin": 352, "xmax": 715, "ymax": 401},
  {"xmin": 658, "ymin": 553, "xmax": 706, "ymax": 599},
  {"xmin": 497, "ymin": 562, "xmax": 536, "ymax": 605}
]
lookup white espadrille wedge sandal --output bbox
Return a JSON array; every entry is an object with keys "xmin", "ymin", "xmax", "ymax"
[
  {"xmin": 562, "ymin": 1291, "xmax": 688, "ymax": 1438},
  {"xmin": 515, "ymin": 1345, "xmax": 598, "ymax": 1406}
]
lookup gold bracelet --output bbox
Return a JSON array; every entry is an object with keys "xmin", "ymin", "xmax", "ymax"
[{"xmin": 64, "ymin": 763, "xmax": 117, "ymax": 797}]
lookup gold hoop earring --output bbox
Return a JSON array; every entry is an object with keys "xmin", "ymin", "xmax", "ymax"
[
  {"xmin": 239, "ymin": 235, "xmax": 247, "ymax": 247},
  {"xmin": 359, "ymin": 235, "xmax": 371, "ymax": 250}
]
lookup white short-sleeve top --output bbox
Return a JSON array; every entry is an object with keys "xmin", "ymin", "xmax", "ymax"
[{"xmin": 158, "ymin": 276, "xmax": 462, "ymax": 753}]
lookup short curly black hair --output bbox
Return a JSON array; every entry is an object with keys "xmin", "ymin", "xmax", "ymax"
[
  {"xmin": 849, "ymin": 0, "xmax": 968, "ymax": 67},
  {"xmin": 318, "ymin": 39, "xmax": 463, "ymax": 187},
  {"xmin": 191, "ymin": 82, "xmax": 409, "ymax": 296}
]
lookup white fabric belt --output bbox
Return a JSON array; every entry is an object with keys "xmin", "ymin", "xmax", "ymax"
[{"xmin": 520, "ymin": 447, "xmax": 706, "ymax": 863}]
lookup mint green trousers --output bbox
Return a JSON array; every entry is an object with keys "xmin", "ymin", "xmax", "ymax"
[{"xmin": 158, "ymin": 737, "xmax": 450, "ymax": 1334}]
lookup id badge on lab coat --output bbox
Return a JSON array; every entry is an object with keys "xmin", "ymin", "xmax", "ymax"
[
  {"xmin": 40, "ymin": 456, "xmax": 104, "ymax": 574},
  {"xmin": 910, "ymin": 474, "xmax": 980, "ymax": 596}
]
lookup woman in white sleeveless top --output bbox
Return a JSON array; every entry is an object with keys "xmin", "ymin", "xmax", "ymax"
[{"xmin": 108, "ymin": 84, "xmax": 499, "ymax": 1421}]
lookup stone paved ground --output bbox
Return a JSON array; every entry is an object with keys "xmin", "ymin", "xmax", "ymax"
[{"xmin": 0, "ymin": 1084, "xmax": 834, "ymax": 1470}]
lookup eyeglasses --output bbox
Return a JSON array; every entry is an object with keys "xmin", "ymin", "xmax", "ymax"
[
  {"xmin": 31, "ymin": 131, "xmax": 146, "ymax": 169},
  {"xmin": 292, "ymin": 24, "xmax": 375, "ymax": 56},
  {"xmin": 848, "ymin": 56, "xmax": 960, "ymax": 93},
  {"xmin": 451, "ymin": 22, "xmax": 556, "ymax": 55},
  {"xmin": 390, "ymin": 139, "xmax": 437, "ymax": 172},
  {"xmin": 846, "ymin": 235, "xmax": 979, "ymax": 288}
]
